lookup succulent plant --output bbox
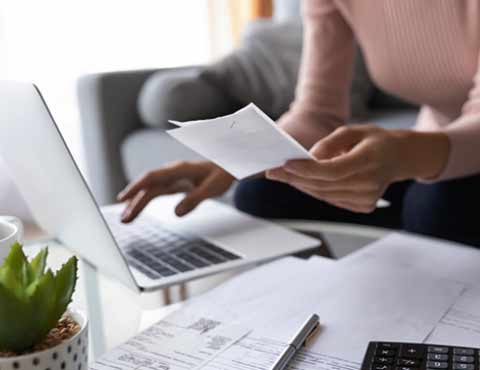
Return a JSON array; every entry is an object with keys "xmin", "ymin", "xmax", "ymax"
[{"xmin": 0, "ymin": 242, "xmax": 78, "ymax": 352}]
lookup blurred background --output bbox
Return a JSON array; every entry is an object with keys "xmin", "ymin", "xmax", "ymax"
[{"xmin": 0, "ymin": 0, "xmax": 279, "ymax": 220}]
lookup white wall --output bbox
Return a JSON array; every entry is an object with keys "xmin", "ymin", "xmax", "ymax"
[{"xmin": 0, "ymin": 0, "xmax": 211, "ymax": 218}]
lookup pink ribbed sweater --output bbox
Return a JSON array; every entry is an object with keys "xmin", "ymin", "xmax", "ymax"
[{"xmin": 278, "ymin": 0, "xmax": 480, "ymax": 180}]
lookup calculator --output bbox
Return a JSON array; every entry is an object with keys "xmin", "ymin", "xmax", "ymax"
[{"xmin": 361, "ymin": 342, "xmax": 479, "ymax": 370}]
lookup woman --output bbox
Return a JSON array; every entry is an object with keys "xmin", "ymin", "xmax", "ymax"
[{"xmin": 119, "ymin": 0, "xmax": 480, "ymax": 246}]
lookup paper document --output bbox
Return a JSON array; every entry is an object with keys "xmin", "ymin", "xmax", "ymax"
[
  {"xmin": 168, "ymin": 103, "xmax": 312, "ymax": 179},
  {"xmin": 201, "ymin": 335, "xmax": 361, "ymax": 370},
  {"xmin": 290, "ymin": 262, "xmax": 463, "ymax": 361},
  {"xmin": 180, "ymin": 255, "xmax": 463, "ymax": 363},
  {"xmin": 89, "ymin": 311, "xmax": 250, "ymax": 370},
  {"xmin": 342, "ymin": 232, "xmax": 480, "ymax": 285},
  {"xmin": 426, "ymin": 287, "xmax": 480, "ymax": 347}
]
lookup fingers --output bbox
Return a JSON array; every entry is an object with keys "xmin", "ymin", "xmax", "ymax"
[
  {"xmin": 294, "ymin": 185, "xmax": 377, "ymax": 213},
  {"xmin": 266, "ymin": 167, "xmax": 373, "ymax": 192},
  {"xmin": 121, "ymin": 189, "xmax": 154, "ymax": 223},
  {"xmin": 266, "ymin": 166, "xmax": 382, "ymax": 214},
  {"xmin": 284, "ymin": 141, "xmax": 372, "ymax": 181},
  {"xmin": 310, "ymin": 126, "xmax": 365, "ymax": 160},
  {"xmin": 117, "ymin": 162, "xmax": 199, "ymax": 202},
  {"xmin": 328, "ymin": 200, "xmax": 373, "ymax": 214},
  {"xmin": 282, "ymin": 126, "xmax": 376, "ymax": 181},
  {"xmin": 175, "ymin": 170, "xmax": 231, "ymax": 216}
]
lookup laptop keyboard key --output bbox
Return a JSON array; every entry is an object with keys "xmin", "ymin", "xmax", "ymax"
[
  {"xmin": 191, "ymin": 247, "xmax": 225, "ymax": 264},
  {"xmin": 203, "ymin": 243, "xmax": 240, "ymax": 260},
  {"xmin": 127, "ymin": 259, "xmax": 160, "ymax": 279},
  {"xmin": 177, "ymin": 253, "xmax": 211, "ymax": 268}
]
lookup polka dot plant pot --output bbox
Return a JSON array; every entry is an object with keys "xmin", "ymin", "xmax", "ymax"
[{"xmin": 0, "ymin": 309, "xmax": 88, "ymax": 370}]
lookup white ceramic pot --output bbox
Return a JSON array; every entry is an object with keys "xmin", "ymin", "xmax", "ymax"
[{"xmin": 0, "ymin": 309, "xmax": 88, "ymax": 370}]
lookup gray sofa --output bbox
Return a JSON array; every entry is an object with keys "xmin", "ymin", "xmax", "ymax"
[{"xmin": 77, "ymin": 0, "xmax": 417, "ymax": 206}]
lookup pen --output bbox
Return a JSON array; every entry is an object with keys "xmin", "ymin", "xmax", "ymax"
[{"xmin": 268, "ymin": 314, "xmax": 320, "ymax": 370}]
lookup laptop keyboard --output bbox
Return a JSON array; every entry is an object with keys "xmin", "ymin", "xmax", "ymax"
[{"xmin": 102, "ymin": 210, "xmax": 241, "ymax": 280}]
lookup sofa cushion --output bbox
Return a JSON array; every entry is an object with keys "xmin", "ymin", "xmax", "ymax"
[
  {"xmin": 138, "ymin": 69, "xmax": 235, "ymax": 129},
  {"xmin": 121, "ymin": 129, "xmax": 204, "ymax": 181}
]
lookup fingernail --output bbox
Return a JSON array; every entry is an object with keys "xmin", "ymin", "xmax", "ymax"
[
  {"xmin": 121, "ymin": 209, "xmax": 130, "ymax": 220},
  {"xmin": 175, "ymin": 205, "xmax": 186, "ymax": 216},
  {"xmin": 117, "ymin": 191, "xmax": 125, "ymax": 201}
]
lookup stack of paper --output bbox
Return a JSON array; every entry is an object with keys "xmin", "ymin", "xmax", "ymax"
[{"xmin": 92, "ymin": 232, "xmax": 480, "ymax": 370}]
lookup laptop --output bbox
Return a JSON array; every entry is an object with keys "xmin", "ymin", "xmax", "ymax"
[{"xmin": 0, "ymin": 81, "xmax": 321, "ymax": 292}]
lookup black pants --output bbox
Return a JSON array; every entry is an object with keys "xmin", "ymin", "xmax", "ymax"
[{"xmin": 233, "ymin": 175, "xmax": 480, "ymax": 247}]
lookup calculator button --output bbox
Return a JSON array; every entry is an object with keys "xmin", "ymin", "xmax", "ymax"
[
  {"xmin": 453, "ymin": 356, "xmax": 474, "ymax": 363},
  {"xmin": 401, "ymin": 345, "xmax": 425, "ymax": 359},
  {"xmin": 376, "ymin": 349, "xmax": 396, "ymax": 357},
  {"xmin": 378, "ymin": 343, "xmax": 401, "ymax": 350},
  {"xmin": 453, "ymin": 364, "xmax": 475, "ymax": 370},
  {"xmin": 427, "ymin": 361, "xmax": 449, "ymax": 369},
  {"xmin": 398, "ymin": 359, "xmax": 420, "ymax": 367},
  {"xmin": 454, "ymin": 349, "xmax": 475, "ymax": 356},
  {"xmin": 372, "ymin": 365, "xmax": 392, "ymax": 370},
  {"xmin": 375, "ymin": 357, "xmax": 395, "ymax": 365},
  {"xmin": 428, "ymin": 347, "xmax": 449, "ymax": 354},
  {"xmin": 396, "ymin": 366, "xmax": 415, "ymax": 370},
  {"xmin": 428, "ymin": 354, "xmax": 449, "ymax": 361}
]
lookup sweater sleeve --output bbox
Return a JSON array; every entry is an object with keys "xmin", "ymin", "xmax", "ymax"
[
  {"xmin": 278, "ymin": 0, "xmax": 355, "ymax": 149},
  {"xmin": 439, "ymin": 53, "xmax": 480, "ymax": 180}
]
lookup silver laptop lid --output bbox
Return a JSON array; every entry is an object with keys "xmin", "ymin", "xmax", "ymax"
[{"xmin": 0, "ymin": 80, "xmax": 138, "ymax": 291}]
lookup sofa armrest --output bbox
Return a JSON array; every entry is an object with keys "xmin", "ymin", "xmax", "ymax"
[{"xmin": 77, "ymin": 67, "xmax": 195, "ymax": 205}]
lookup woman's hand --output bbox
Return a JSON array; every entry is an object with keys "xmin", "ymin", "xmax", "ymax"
[
  {"xmin": 118, "ymin": 161, "xmax": 235, "ymax": 222},
  {"xmin": 266, "ymin": 125, "xmax": 450, "ymax": 213}
]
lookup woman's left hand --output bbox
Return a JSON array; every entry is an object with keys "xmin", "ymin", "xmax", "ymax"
[{"xmin": 266, "ymin": 125, "xmax": 450, "ymax": 213}]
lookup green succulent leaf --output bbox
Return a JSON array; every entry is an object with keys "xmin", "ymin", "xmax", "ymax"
[
  {"xmin": 0, "ymin": 281, "xmax": 34, "ymax": 351},
  {"xmin": 29, "ymin": 269, "xmax": 57, "ymax": 345},
  {"xmin": 53, "ymin": 257, "xmax": 78, "ymax": 321},
  {"xmin": 0, "ymin": 244, "xmax": 78, "ymax": 352},
  {"xmin": 28, "ymin": 248, "xmax": 48, "ymax": 283},
  {"xmin": 0, "ymin": 242, "xmax": 29, "ymax": 291}
]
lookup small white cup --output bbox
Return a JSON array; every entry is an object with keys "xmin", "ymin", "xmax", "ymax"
[{"xmin": 0, "ymin": 215, "xmax": 24, "ymax": 265}]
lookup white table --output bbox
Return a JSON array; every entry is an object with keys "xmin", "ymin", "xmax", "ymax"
[{"xmin": 23, "ymin": 220, "xmax": 387, "ymax": 361}]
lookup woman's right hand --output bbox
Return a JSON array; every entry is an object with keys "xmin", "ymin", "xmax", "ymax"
[{"xmin": 117, "ymin": 161, "xmax": 235, "ymax": 223}]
